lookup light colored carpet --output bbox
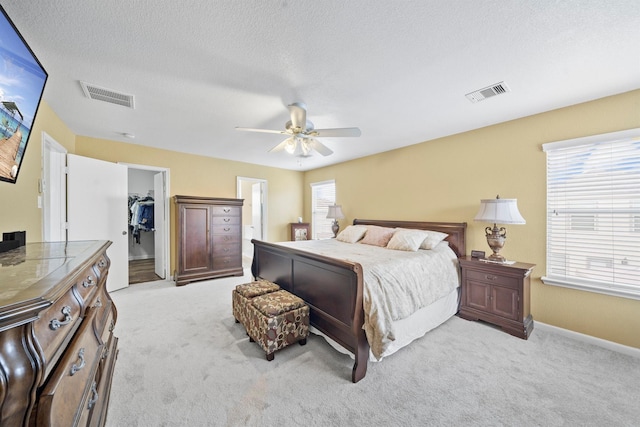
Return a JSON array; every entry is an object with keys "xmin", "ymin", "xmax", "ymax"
[{"xmin": 106, "ymin": 272, "xmax": 640, "ymax": 427}]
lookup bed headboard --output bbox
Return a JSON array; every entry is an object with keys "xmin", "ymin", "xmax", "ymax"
[{"xmin": 352, "ymin": 219, "xmax": 467, "ymax": 258}]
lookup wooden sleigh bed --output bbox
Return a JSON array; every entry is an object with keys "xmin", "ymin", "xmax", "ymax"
[{"xmin": 250, "ymin": 219, "xmax": 467, "ymax": 383}]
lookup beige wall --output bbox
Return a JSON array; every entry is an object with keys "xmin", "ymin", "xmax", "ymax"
[
  {"xmin": 2, "ymin": 92, "xmax": 639, "ymax": 349},
  {"xmin": 304, "ymin": 89, "xmax": 640, "ymax": 349},
  {"xmin": 0, "ymin": 102, "xmax": 75, "ymax": 241},
  {"xmin": 74, "ymin": 136, "xmax": 304, "ymax": 275}
]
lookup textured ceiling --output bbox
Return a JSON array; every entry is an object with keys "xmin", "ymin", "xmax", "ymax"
[{"xmin": 2, "ymin": 1, "xmax": 640, "ymax": 171}]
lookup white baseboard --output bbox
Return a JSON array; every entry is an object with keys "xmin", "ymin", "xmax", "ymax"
[
  {"xmin": 536, "ymin": 321, "xmax": 640, "ymax": 359},
  {"xmin": 128, "ymin": 255, "xmax": 154, "ymax": 261}
]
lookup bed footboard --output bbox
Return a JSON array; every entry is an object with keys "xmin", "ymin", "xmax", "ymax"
[{"xmin": 251, "ymin": 239, "xmax": 369, "ymax": 383}]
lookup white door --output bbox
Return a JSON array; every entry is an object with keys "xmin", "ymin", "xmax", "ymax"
[
  {"xmin": 67, "ymin": 154, "xmax": 129, "ymax": 292},
  {"xmin": 153, "ymin": 172, "xmax": 166, "ymax": 279}
]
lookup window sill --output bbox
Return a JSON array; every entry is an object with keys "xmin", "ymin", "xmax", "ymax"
[{"xmin": 542, "ymin": 276, "xmax": 640, "ymax": 301}]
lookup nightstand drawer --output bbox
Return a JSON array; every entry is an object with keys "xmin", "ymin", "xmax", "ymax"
[{"xmin": 466, "ymin": 269, "xmax": 518, "ymax": 288}]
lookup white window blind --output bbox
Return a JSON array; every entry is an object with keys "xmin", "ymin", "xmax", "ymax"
[
  {"xmin": 542, "ymin": 128, "xmax": 640, "ymax": 300},
  {"xmin": 311, "ymin": 180, "xmax": 336, "ymax": 240}
]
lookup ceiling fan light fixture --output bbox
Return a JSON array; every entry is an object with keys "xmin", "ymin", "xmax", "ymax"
[{"xmin": 284, "ymin": 138, "xmax": 297, "ymax": 154}]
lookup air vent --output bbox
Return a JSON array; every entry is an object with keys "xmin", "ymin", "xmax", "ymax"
[
  {"xmin": 80, "ymin": 81, "xmax": 135, "ymax": 108},
  {"xmin": 465, "ymin": 81, "xmax": 510, "ymax": 103}
]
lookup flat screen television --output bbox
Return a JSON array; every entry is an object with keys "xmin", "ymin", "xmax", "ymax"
[{"xmin": 0, "ymin": 5, "xmax": 47, "ymax": 184}]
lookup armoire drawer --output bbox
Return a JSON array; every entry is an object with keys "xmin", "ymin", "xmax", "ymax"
[
  {"xmin": 211, "ymin": 206, "xmax": 241, "ymax": 217},
  {"xmin": 213, "ymin": 256, "xmax": 240, "ymax": 270},
  {"xmin": 212, "ymin": 243, "xmax": 240, "ymax": 257},
  {"xmin": 212, "ymin": 224, "xmax": 240, "ymax": 236}
]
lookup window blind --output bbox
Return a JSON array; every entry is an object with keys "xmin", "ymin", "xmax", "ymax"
[
  {"xmin": 542, "ymin": 128, "xmax": 640, "ymax": 300},
  {"xmin": 311, "ymin": 180, "xmax": 336, "ymax": 239}
]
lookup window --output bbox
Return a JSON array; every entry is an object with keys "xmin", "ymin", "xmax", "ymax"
[
  {"xmin": 311, "ymin": 180, "xmax": 336, "ymax": 239},
  {"xmin": 542, "ymin": 128, "xmax": 640, "ymax": 300}
]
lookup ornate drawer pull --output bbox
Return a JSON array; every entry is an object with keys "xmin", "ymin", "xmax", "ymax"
[
  {"xmin": 223, "ymin": 208, "xmax": 230, "ymax": 213},
  {"xmin": 485, "ymin": 275, "xmax": 498, "ymax": 281},
  {"xmin": 49, "ymin": 306, "xmax": 73, "ymax": 330},
  {"xmin": 87, "ymin": 382, "xmax": 99, "ymax": 409},
  {"xmin": 223, "ymin": 248, "xmax": 229, "ymax": 252},
  {"xmin": 224, "ymin": 227, "xmax": 230, "ymax": 232},
  {"xmin": 83, "ymin": 276, "xmax": 95, "ymax": 288},
  {"xmin": 70, "ymin": 348, "xmax": 86, "ymax": 375},
  {"xmin": 98, "ymin": 259, "xmax": 106, "ymax": 268},
  {"xmin": 224, "ymin": 218, "xmax": 230, "ymax": 222},
  {"xmin": 93, "ymin": 297, "xmax": 103, "ymax": 308},
  {"xmin": 109, "ymin": 320, "xmax": 115, "ymax": 332}
]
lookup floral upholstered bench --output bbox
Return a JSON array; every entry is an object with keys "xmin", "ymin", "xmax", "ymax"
[
  {"xmin": 233, "ymin": 279, "xmax": 280, "ymax": 328},
  {"xmin": 244, "ymin": 289, "xmax": 310, "ymax": 361}
]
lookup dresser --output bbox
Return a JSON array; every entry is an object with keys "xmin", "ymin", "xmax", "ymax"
[
  {"xmin": 458, "ymin": 256, "xmax": 535, "ymax": 339},
  {"xmin": 0, "ymin": 240, "xmax": 118, "ymax": 426},
  {"xmin": 174, "ymin": 196, "xmax": 244, "ymax": 286}
]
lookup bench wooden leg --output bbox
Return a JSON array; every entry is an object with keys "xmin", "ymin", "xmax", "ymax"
[
  {"xmin": 266, "ymin": 353, "xmax": 274, "ymax": 361},
  {"xmin": 298, "ymin": 338, "xmax": 307, "ymax": 346}
]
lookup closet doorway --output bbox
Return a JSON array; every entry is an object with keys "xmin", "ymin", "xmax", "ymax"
[{"xmin": 124, "ymin": 164, "xmax": 170, "ymax": 284}]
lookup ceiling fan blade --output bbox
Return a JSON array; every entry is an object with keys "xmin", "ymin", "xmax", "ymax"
[
  {"xmin": 268, "ymin": 137, "xmax": 294, "ymax": 153},
  {"xmin": 235, "ymin": 127, "xmax": 288, "ymax": 135},
  {"xmin": 311, "ymin": 127, "xmax": 361, "ymax": 137},
  {"xmin": 309, "ymin": 139, "xmax": 333, "ymax": 156},
  {"xmin": 288, "ymin": 103, "xmax": 307, "ymax": 130}
]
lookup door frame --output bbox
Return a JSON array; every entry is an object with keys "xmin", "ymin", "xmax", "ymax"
[
  {"xmin": 236, "ymin": 176, "xmax": 268, "ymax": 241},
  {"xmin": 41, "ymin": 132, "xmax": 67, "ymax": 242},
  {"xmin": 120, "ymin": 162, "xmax": 171, "ymax": 282}
]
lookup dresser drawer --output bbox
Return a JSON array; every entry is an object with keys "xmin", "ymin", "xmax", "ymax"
[
  {"xmin": 73, "ymin": 265, "xmax": 102, "ymax": 310},
  {"xmin": 466, "ymin": 269, "xmax": 518, "ymax": 288},
  {"xmin": 211, "ymin": 206, "xmax": 241, "ymax": 217},
  {"xmin": 33, "ymin": 288, "xmax": 82, "ymax": 377},
  {"xmin": 212, "ymin": 224, "xmax": 240, "ymax": 236},
  {"xmin": 88, "ymin": 286, "xmax": 116, "ymax": 345},
  {"xmin": 37, "ymin": 309, "xmax": 103, "ymax": 427}
]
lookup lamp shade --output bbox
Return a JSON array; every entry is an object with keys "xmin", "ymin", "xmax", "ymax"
[
  {"xmin": 326, "ymin": 204, "xmax": 345, "ymax": 219},
  {"xmin": 474, "ymin": 197, "xmax": 525, "ymax": 224}
]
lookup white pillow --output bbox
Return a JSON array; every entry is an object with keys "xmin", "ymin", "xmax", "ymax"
[
  {"xmin": 336, "ymin": 225, "xmax": 368, "ymax": 243},
  {"xmin": 419, "ymin": 230, "xmax": 449, "ymax": 250},
  {"xmin": 386, "ymin": 229, "xmax": 430, "ymax": 251}
]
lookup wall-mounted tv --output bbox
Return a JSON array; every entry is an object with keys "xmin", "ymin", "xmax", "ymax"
[{"xmin": 0, "ymin": 5, "xmax": 47, "ymax": 184}]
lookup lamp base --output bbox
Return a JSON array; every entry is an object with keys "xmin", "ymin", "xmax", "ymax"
[
  {"xmin": 485, "ymin": 224, "xmax": 509, "ymax": 263},
  {"xmin": 331, "ymin": 220, "xmax": 340, "ymax": 238}
]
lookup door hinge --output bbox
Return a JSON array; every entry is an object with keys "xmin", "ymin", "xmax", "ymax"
[
  {"xmin": 64, "ymin": 222, "xmax": 70, "ymax": 230},
  {"xmin": 64, "ymin": 166, "xmax": 69, "ymax": 175}
]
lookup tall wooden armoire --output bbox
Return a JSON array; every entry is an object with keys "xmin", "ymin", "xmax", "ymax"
[{"xmin": 174, "ymin": 196, "xmax": 244, "ymax": 285}]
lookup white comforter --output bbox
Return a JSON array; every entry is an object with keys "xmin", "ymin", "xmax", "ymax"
[{"xmin": 276, "ymin": 239, "xmax": 460, "ymax": 359}]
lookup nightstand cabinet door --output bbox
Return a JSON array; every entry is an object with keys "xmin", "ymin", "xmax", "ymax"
[
  {"xmin": 459, "ymin": 257, "xmax": 535, "ymax": 339},
  {"xmin": 491, "ymin": 285, "xmax": 519, "ymax": 321},
  {"xmin": 465, "ymin": 280, "xmax": 491, "ymax": 312}
]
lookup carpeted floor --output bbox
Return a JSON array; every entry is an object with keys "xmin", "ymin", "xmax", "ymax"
[{"xmin": 106, "ymin": 272, "xmax": 640, "ymax": 427}]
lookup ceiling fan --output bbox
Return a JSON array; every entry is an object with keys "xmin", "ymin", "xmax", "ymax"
[{"xmin": 235, "ymin": 102, "xmax": 361, "ymax": 157}]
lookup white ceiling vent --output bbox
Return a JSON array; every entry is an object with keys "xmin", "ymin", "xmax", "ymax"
[
  {"xmin": 80, "ymin": 81, "xmax": 135, "ymax": 108},
  {"xmin": 465, "ymin": 81, "xmax": 510, "ymax": 103}
]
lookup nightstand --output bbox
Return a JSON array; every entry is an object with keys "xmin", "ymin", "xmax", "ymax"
[
  {"xmin": 289, "ymin": 222, "xmax": 310, "ymax": 241},
  {"xmin": 458, "ymin": 256, "xmax": 535, "ymax": 339}
]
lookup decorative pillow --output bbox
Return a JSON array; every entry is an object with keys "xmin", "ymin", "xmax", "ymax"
[
  {"xmin": 419, "ymin": 230, "xmax": 449, "ymax": 250},
  {"xmin": 386, "ymin": 229, "xmax": 430, "ymax": 252},
  {"xmin": 359, "ymin": 226, "xmax": 395, "ymax": 247},
  {"xmin": 336, "ymin": 225, "xmax": 368, "ymax": 243}
]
